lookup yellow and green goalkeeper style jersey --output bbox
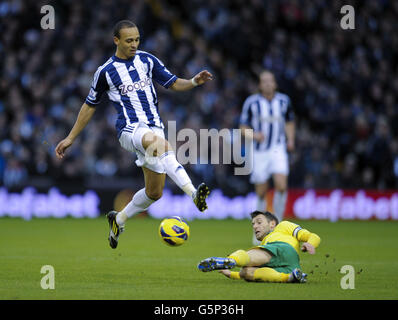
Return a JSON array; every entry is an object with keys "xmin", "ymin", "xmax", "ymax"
[{"xmin": 260, "ymin": 221, "xmax": 321, "ymax": 254}]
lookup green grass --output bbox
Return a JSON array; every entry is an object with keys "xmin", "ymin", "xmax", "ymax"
[{"xmin": 0, "ymin": 217, "xmax": 397, "ymax": 300}]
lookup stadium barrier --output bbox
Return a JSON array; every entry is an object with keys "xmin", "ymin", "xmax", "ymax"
[
  {"xmin": 288, "ymin": 189, "xmax": 398, "ymax": 221},
  {"xmin": 0, "ymin": 187, "xmax": 397, "ymax": 221},
  {"xmin": 0, "ymin": 187, "xmax": 100, "ymax": 220}
]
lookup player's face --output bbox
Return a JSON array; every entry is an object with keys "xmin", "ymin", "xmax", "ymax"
[
  {"xmin": 259, "ymin": 72, "xmax": 276, "ymax": 96},
  {"xmin": 114, "ymin": 27, "xmax": 140, "ymax": 59},
  {"xmin": 252, "ymin": 215, "xmax": 274, "ymax": 241}
]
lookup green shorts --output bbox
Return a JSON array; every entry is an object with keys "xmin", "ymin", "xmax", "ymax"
[{"xmin": 257, "ymin": 241, "xmax": 301, "ymax": 273}]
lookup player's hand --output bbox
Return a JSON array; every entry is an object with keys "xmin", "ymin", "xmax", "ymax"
[
  {"xmin": 218, "ymin": 270, "xmax": 232, "ymax": 278},
  {"xmin": 193, "ymin": 70, "xmax": 213, "ymax": 85},
  {"xmin": 55, "ymin": 137, "xmax": 74, "ymax": 159},
  {"xmin": 253, "ymin": 132, "xmax": 265, "ymax": 142},
  {"xmin": 301, "ymin": 242, "xmax": 315, "ymax": 254}
]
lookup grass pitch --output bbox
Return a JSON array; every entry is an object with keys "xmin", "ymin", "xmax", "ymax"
[{"xmin": 0, "ymin": 216, "xmax": 397, "ymax": 300}]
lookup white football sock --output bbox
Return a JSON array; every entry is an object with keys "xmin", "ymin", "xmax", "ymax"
[
  {"xmin": 159, "ymin": 151, "xmax": 196, "ymax": 197},
  {"xmin": 273, "ymin": 191, "xmax": 287, "ymax": 222},
  {"xmin": 256, "ymin": 196, "xmax": 266, "ymax": 211},
  {"xmin": 116, "ymin": 188, "xmax": 155, "ymax": 225},
  {"xmin": 183, "ymin": 183, "xmax": 196, "ymax": 198},
  {"xmin": 253, "ymin": 196, "xmax": 266, "ymax": 245}
]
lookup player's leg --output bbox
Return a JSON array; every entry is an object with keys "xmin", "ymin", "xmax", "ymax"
[
  {"xmin": 107, "ymin": 126, "xmax": 166, "ymax": 249},
  {"xmin": 249, "ymin": 267, "xmax": 300, "ymax": 283},
  {"xmin": 141, "ymin": 131, "xmax": 193, "ymax": 194},
  {"xmin": 255, "ymin": 182, "xmax": 268, "ymax": 211},
  {"xmin": 198, "ymin": 248, "xmax": 272, "ymax": 272},
  {"xmin": 142, "ymin": 166, "xmax": 166, "ymax": 200},
  {"xmin": 116, "ymin": 167, "xmax": 165, "ymax": 225},
  {"xmin": 220, "ymin": 266, "xmax": 306, "ymax": 283},
  {"xmin": 251, "ymin": 184, "xmax": 269, "ymax": 245},
  {"xmin": 238, "ymin": 267, "xmax": 258, "ymax": 282},
  {"xmin": 141, "ymin": 130, "xmax": 210, "ymax": 211},
  {"xmin": 270, "ymin": 147, "xmax": 289, "ymax": 222},
  {"xmin": 229, "ymin": 248, "xmax": 272, "ymax": 267},
  {"xmin": 272, "ymin": 173, "xmax": 288, "ymax": 222},
  {"xmin": 107, "ymin": 168, "xmax": 164, "ymax": 249},
  {"xmin": 251, "ymin": 151, "xmax": 270, "ymax": 244},
  {"xmin": 251, "ymin": 242, "xmax": 307, "ymax": 283},
  {"xmin": 237, "ymin": 266, "xmax": 289, "ymax": 282},
  {"xmin": 251, "ymin": 151, "xmax": 270, "ymax": 212}
]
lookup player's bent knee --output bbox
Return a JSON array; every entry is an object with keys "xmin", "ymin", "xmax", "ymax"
[
  {"xmin": 143, "ymin": 135, "xmax": 172, "ymax": 157},
  {"xmin": 273, "ymin": 176, "xmax": 287, "ymax": 193},
  {"xmin": 246, "ymin": 248, "xmax": 272, "ymax": 266},
  {"xmin": 275, "ymin": 185, "xmax": 287, "ymax": 193},
  {"xmin": 256, "ymin": 191, "xmax": 267, "ymax": 199}
]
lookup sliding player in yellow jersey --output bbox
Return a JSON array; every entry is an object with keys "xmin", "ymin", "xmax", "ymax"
[{"xmin": 197, "ymin": 211, "xmax": 321, "ymax": 283}]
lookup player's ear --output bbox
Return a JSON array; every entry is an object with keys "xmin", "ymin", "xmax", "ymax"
[
  {"xmin": 270, "ymin": 220, "xmax": 277, "ymax": 229},
  {"xmin": 113, "ymin": 36, "xmax": 119, "ymax": 46}
]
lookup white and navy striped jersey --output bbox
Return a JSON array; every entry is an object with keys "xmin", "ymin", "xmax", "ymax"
[
  {"xmin": 85, "ymin": 50, "xmax": 177, "ymax": 137},
  {"xmin": 240, "ymin": 92, "xmax": 294, "ymax": 151}
]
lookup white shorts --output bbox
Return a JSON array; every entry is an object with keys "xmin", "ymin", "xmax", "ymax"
[
  {"xmin": 118, "ymin": 122, "xmax": 166, "ymax": 174},
  {"xmin": 250, "ymin": 147, "xmax": 289, "ymax": 184}
]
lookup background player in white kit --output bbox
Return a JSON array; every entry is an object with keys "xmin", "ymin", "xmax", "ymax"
[
  {"xmin": 55, "ymin": 20, "xmax": 213, "ymax": 249},
  {"xmin": 240, "ymin": 70, "xmax": 295, "ymax": 244}
]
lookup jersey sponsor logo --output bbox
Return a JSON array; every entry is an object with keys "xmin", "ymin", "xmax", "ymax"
[{"xmin": 118, "ymin": 77, "xmax": 151, "ymax": 95}]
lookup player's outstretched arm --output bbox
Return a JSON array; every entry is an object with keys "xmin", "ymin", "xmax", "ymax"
[
  {"xmin": 55, "ymin": 103, "xmax": 96, "ymax": 159},
  {"xmin": 297, "ymin": 229, "xmax": 321, "ymax": 255},
  {"xmin": 170, "ymin": 70, "xmax": 213, "ymax": 91}
]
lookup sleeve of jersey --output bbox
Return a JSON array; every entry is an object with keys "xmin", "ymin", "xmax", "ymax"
[
  {"xmin": 85, "ymin": 68, "xmax": 109, "ymax": 106},
  {"xmin": 151, "ymin": 56, "xmax": 177, "ymax": 89},
  {"xmin": 294, "ymin": 226, "xmax": 321, "ymax": 249},
  {"xmin": 239, "ymin": 98, "xmax": 253, "ymax": 126},
  {"xmin": 284, "ymin": 97, "xmax": 295, "ymax": 122}
]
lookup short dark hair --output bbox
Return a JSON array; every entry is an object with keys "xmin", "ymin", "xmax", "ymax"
[
  {"xmin": 250, "ymin": 211, "xmax": 279, "ymax": 225},
  {"xmin": 113, "ymin": 20, "xmax": 137, "ymax": 38}
]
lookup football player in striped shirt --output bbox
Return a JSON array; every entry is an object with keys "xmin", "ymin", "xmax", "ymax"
[
  {"xmin": 198, "ymin": 211, "xmax": 321, "ymax": 283},
  {"xmin": 55, "ymin": 20, "xmax": 213, "ymax": 249},
  {"xmin": 240, "ymin": 70, "xmax": 295, "ymax": 243}
]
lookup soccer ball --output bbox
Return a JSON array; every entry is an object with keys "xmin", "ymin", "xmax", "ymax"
[{"xmin": 158, "ymin": 216, "xmax": 190, "ymax": 246}]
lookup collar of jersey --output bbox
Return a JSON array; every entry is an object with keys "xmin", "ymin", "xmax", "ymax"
[{"xmin": 112, "ymin": 54, "xmax": 136, "ymax": 63}]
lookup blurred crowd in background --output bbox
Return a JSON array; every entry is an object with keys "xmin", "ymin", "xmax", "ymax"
[{"xmin": 1, "ymin": 0, "xmax": 398, "ymax": 195}]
